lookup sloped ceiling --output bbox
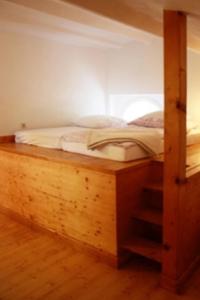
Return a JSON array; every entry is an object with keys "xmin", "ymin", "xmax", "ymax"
[
  {"xmin": 63, "ymin": 0, "xmax": 200, "ymax": 51},
  {"xmin": 0, "ymin": 0, "xmax": 154, "ymax": 49}
]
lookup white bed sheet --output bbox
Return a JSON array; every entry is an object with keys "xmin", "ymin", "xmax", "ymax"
[
  {"xmin": 15, "ymin": 126, "xmax": 200, "ymax": 162},
  {"xmin": 15, "ymin": 127, "xmax": 89, "ymax": 149},
  {"xmin": 62, "ymin": 142, "xmax": 148, "ymax": 162}
]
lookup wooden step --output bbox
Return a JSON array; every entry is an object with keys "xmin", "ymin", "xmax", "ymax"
[
  {"xmin": 123, "ymin": 237, "xmax": 162, "ymax": 263},
  {"xmin": 133, "ymin": 208, "xmax": 163, "ymax": 226},
  {"xmin": 142, "ymin": 190, "xmax": 163, "ymax": 211},
  {"xmin": 143, "ymin": 182, "xmax": 163, "ymax": 192}
]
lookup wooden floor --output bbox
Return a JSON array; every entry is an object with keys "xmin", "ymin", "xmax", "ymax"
[{"xmin": 0, "ymin": 214, "xmax": 199, "ymax": 300}]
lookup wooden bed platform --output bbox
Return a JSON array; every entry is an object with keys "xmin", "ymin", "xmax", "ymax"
[
  {"xmin": 0, "ymin": 142, "xmax": 161, "ymax": 266},
  {"xmin": 0, "ymin": 140, "xmax": 200, "ymax": 291}
]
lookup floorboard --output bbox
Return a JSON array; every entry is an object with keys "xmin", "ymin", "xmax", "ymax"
[{"xmin": 0, "ymin": 213, "xmax": 199, "ymax": 300}]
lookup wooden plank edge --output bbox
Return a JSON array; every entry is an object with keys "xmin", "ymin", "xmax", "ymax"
[
  {"xmin": 143, "ymin": 182, "xmax": 163, "ymax": 192},
  {"xmin": 0, "ymin": 145, "xmax": 117, "ymax": 175},
  {"xmin": 0, "ymin": 135, "xmax": 15, "ymax": 143},
  {"xmin": 0, "ymin": 205, "xmax": 120, "ymax": 268},
  {"xmin": 132, "ymin": 209, "xmax": 163, "ymax": 226},
  {"xmin": 0, "ymin": 144, "xmax": 152, "ymax": 176},
  {"xmin": 160, "ymin": 254, "xmax": 200, "ymax": 293},
  {"xmin": 122, "ymin": 237, "xmax": 162, "ymax": 263}
]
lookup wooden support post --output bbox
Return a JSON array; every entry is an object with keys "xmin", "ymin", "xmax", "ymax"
[{"xmin": 161, "ymin": 10, "xmax": 187, "ymax": 292}]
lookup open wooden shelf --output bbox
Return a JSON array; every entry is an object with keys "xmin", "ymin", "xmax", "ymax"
[
  {"xmin": 123, "ymin": 237, "xmax": 162, "ymax": 263},
  {"xmin": 132, "ymin": 208, "xmax": 163, "ymax": 226}
]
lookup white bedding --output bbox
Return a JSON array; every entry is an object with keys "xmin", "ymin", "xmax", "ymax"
[
  {"xmin": 62, "ymin": 142, "xmax": 148, "ymax": 162},
  {"xmin": 15, "ymin": 126, "xmax": 200, "ymax": 162},
  {"xmin": 15, "ymin": 127, "xmax": 90, "ymax": 149},
  {"xmin": 86, "ymin": 126, "xmax": 163, "ymax": 154}
]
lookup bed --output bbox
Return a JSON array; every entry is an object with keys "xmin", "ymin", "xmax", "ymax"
[
  {"xmin": 0, "ymin": 138, "xmax": 156, "ymax": 267},
  {"xmin": 1, "ymin": 132, "xmax": 200, "ymax": 267},
  {"xmin": 15, "ymin": 125, "xmax": 200, "ymax": 162},
  {"xmin": 15, "ymin": 126, "xmax": 160, "ymax": 161},
  {"xmin": 0, "ymin": 110, "xmax": 196, "ymax": 268}
]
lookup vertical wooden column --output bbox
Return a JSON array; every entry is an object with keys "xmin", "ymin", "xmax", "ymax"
[{"xmin": 161, "ymin": 11, "xmax": 187, "ymax": 291}]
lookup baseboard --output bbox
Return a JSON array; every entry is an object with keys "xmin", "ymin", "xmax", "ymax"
[
  {"xmin": 0, "ymin": 135, "xmax": 15, "ymax": 143},
  {"xmin": 160, "ymin": 254, "xmax": 200, "ymax": 293},
  {"xmin": 0, "ymin": 205, "xmax": 119, "ymax": 268}
]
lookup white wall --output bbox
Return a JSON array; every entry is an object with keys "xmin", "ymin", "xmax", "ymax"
[
  {"xmin": 188, "ymin": 50, "xmax": 200, "ymax": 121},
  {"xmin": 0, "ymin": 31, "xmax": 107, "ymax": 135},
  {"xmin": 1, "ymin": 31, "xmax": 200, "ymax": 136},
  {"xmin": 107, "ymin": 37, "xmax": 163, "ymax": 95},
  {"xmin": 107, "ymin": 36, "xmax": 200, "ymax": 122}
]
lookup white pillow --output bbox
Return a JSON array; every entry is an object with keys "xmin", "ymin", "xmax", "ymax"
[
  {"xmin": 129, "ymin": 111, "xmax": 198, "ymax": 132},
  {"xmin": 73, "ymin": 115, "xmax": 127, "ymax": 129},
  {"xmin": 128, "ymin": 111, "xmax": 163, "ymax": 128}
]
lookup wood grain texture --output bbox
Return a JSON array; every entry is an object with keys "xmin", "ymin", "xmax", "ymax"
[
  {"xmin": 1, "ymin": 140, "xmax": 200, "ymax": 291},
  {"xmin": 64, "ymin": 0, "xmax": 200, "ymax": 52},
  {"xmin": 162, "ymin": 10, "xmax": 200, "ymax": 292},
  {"xmin": 162, "ymin": 10, "xmax": 187, "ymax": 288},
  {"xmin": 0, "ymin": 212, "xmax": 200, "ymax": 300},
  {"xmin": 0, "ymin": 143, "xmax": 151, "ymax": 174},
  {"xmin": 0, "ymin": 144, "xmax": 153, "ymax": 265},
  {"xmin": 0, "ymin": 204, "xmax": 118, "ymax": 267},
  {"xmin": 0, "ymin": 149, "xmax": 117, "ymax": 257}
]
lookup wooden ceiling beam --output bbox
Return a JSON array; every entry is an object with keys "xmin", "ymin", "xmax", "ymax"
[{"xmin": 63, "ymin": 0, "xmax": 162, "ymax": 36}]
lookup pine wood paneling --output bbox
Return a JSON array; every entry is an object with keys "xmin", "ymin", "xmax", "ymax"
[
  {"xmin": 0, "ymin": 149, "xmax": 117, "ymax": 257},
  {"xmin": 0, "ymin": 144, "xmax": 152, "ymax": 266}
]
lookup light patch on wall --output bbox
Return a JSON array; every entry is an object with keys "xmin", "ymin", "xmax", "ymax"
[
  {"xmin": 123, "ymin": 100, "xmax": 160, "ymax": 121},
  {"xmin": 109, "ymin": 94, "xmax": 163, "ymax": 121}
]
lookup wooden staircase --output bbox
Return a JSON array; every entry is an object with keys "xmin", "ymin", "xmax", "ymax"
[
  {"xmin": 122, "ymin": 161, "xmax": 163, "ymax": 264},
  {"xmin": 123, "ymin": 237, "xmax": 162, "ymax": 263}
]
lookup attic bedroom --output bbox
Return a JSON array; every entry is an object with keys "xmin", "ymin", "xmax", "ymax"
[{"xmin": 1, "ymin": 0, "xmax": 200, "ymax": 299}]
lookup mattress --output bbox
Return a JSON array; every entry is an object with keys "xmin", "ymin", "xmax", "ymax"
[
  {"xmin": 15, "ymin": 126, "xmax": 152, "ymax": 161},
  {"xmin": 61, "ymin": 129, "xmax": 200, "ymax": 161},
  {"xmin": 15, "ymin": 126, "xmax": 200, "ymax": 162},
  {"xmin": 62, "ymin": 142, "xmax": 148, "ymax": 162},
  {"xmin": 15, "ymin": 127, "xmax": 89, "ymax": 149}
]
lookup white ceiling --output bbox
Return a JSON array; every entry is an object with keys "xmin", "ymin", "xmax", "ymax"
[{"xmin": 0, "ymin": 0, "xmax": 155, "ymax": 49}]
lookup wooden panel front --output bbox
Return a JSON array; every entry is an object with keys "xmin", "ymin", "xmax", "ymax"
[{"xmin": 0, "ymin": 150, "xmax": 117, "ymax": 257}]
